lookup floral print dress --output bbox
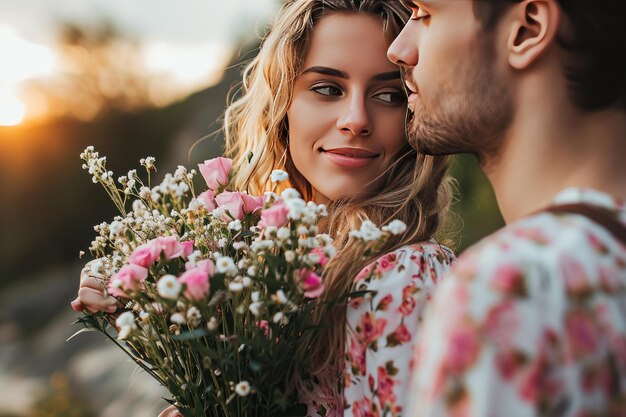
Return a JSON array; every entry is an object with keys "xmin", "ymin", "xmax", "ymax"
[
  {"xmin": 407, "ymin": 188, "xmax": 626, "ymax": 417},
  {"xmin": 306, "ymin": 241, "xmax": 455, "ymax": 417}
]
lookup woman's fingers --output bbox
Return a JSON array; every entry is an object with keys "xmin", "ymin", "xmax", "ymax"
[
  {"xmin": 77, "ymin": 287, "xmax": 118, "ymax": 313},
  {"xmin": 157, "ymin": 405, "xmax": 182, "ymax": 417}
]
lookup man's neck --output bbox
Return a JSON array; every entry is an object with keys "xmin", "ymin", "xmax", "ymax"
[{"xmin": 483, "ymin": 97, "xmax": 626, "ymax": 224}]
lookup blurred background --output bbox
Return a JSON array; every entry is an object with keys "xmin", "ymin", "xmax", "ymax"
[{"xmin": 0, "ymin": 1, "xmax": 503, "ymax": 416}]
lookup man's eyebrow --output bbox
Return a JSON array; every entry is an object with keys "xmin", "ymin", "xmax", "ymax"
[
  {"xmin": 372, "ymin": 71, "xmax": 402, "ymax": 81},
  {"xmin": 301, "ymin": 66, "xmax": 348, "ymax": 79}
]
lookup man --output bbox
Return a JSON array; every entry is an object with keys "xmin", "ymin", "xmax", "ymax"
[{"xmin": 388, "ymin": 1, "xmax": 626, "ymax": 416}]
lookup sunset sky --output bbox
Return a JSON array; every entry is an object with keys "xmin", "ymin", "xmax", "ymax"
[{"xmin": 0, "ymin": 0, "xmax": 279, "ymax": 126}]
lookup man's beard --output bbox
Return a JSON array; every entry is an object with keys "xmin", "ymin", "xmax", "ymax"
[{"xmin": 406, "ymin": 42, "xmax": 513, "ymax": 163}]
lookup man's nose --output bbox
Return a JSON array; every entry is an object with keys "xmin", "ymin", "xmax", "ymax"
[{"xmin": 388, "ymin": 24, "xmax": 419, "ymax": 67}]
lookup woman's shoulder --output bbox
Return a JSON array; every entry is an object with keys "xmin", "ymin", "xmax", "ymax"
[{"xmin": 353, "ymin": 240, "xmax": 455, "ymax": 290}]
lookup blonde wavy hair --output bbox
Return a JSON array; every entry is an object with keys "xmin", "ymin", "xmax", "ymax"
[{"xmin": 224, "ymin": 0, "xmax": 453, "ymax": 398}]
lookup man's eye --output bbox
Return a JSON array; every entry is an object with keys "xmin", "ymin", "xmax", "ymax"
[
  {"xmin": 410, "ymin": 7, "xmax": 430, "ymax": 20},
  {"xmin": 311, "ymin": 85, "xmax": 343, "ymax": 96},
  {"xmin": 374, "ymin": 91, "xmax": 406, "ymax": 105}
]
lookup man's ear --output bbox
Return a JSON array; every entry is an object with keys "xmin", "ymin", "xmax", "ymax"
[{"xmin": 506, "ymin": 0, "xmax": 560, "ymax": 69}]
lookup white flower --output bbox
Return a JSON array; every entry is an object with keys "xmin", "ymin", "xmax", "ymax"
[
  {"xmin": 170, "ymin": 313, "xmax": 186, "ymax": 325},
  {"xmin": 216, "ymin": 257, "xmax": 238, "ymax": 275},
  {"xmin": 242, "ymin": 276, "xmax": 252, "ymax": 287},
  {"xmin": 157, "ymin": 275, "xmax": 181, "ymax": 299},
  {"xmin": 273, "ymin": 289, "xmax": 288, "ymax": 304},
  {"xmin": 251, "ymin": 291, "xmax": 261, "ymax": 302},
  {"xmin": 297, "ymin": 225, "xmax": 309, "ymax": 235},
  {"xmin": 284, "ymin": 251, "xmax": 296, "ymax": 263},
  {"xmin": 218, "ymin": 238, "xmax": 228, "ymax": 248},
  {"xmin": 360, "ymin": 220, "xmax": 382, "ymax": 241},
  {"xmin": 211, "ymin": 207, "xmax": 225, "ymax": 219},
  {"xmin": 139, "ymin": 311, "xmax": 150, "ymax": 324},
  {"xmin": 109, "ymin": 220, "xmax": 123, "ymax": 235},
  {"xmin": 207, "ymin": 317, "xmax": 219, "ymax": 331},
  {"xmin": 249, "ymin": 301, "xmax": 263, "ymax": 317},
  {"xmin": 187, "ymin": 307, "xmax": 202, "ymax": 327},
  {"xmin": 270, "ymin": 169, "xmax": 289, "ymax": 182},
  {"xmin": 228, "ymin": 282, "xmax": 244, "ymax": 293},
  {"xmin": 383, "ymin": 219, "xmax": 407, "ymax": 235},
  {"xmin": 235, "ymin": 381, "xmax": 251, "ymax": 397},
  {"xmin": 233, "ymin": 241, "xmax": 248, "ymax": 251},
  {"xmin": 272, "ymin": 312, "xmax": 284, "ymax": 324},
  {"xmin": 276, "ymin": 227, "xmax": 291, "ymax": 241},
  {"xmin": 115, "ymin": 312, "xmax": 137, "ymax": 340},
  {"xmin": 116, "ymin": 311, "xmax": 136, "ymax": 328},
  {"xmin": 280, "ymin": 188, "xmax": 301, "ymax": 200},
  {"xmin": 228, "ymin": 219, "xmax": 242, "ymax": 231},
  {"xmin": 285, "ymin": 198, "xmax": 306, "ymax": 220},
  {"xmin": 247, "ymin": 266, "xmax": 257, "ymax": 277}
]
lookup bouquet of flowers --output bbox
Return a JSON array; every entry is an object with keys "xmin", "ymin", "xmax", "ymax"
[{"xmin": 72, "ymin": 146, "xmax": 334, "ymax": 417}]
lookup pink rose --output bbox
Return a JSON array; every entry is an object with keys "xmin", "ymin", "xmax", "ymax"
[
  {"xmin": 178, "ymin": 266, "xmax": 210, "ymax": 301},
  {"xmin": 216, "ymin": 191, "xmax": 261, "ymax": 220},
  {"xmin": 197, "ymin": 190, "xmax": 216, "ymax": 211},
  {"xmin": 258, "ymin": 201, "xmax": 289, "ymax": 228},
  {"xmin": 108, "ymin": 264, "xmax": 148, "ymax": 297},
  {"xmin": 152, "ymin": 236, "xmax": 186, "ymax": 260},
  {"xmin": 180, "ymin": 240, "xmax": 194, "ymax": 258},
  {"xmin": 309, "ymin": 247, "xmax": 329, "ymax": 267},
  {"xmin": 258, "ymin": 320, "xmax": 270, "ymax": 337},
  {"xmin": 128, "ymin": 242, "xmax": 161, "ymax": 268},
  {"xmin": 298, "ymin": 269, "xmax": 324, "ymax": 298},
  {"xmin": 241, "ymin": 193, "xmax": 264, "ymax": 214},
  {"xmin": 198, "ymin": 157, "xmax": 232, "ymax": 190},
  {"xmin": 215, "ymin": 191, "xmax": 244, "ymax": 220},
  {"xmin": 394, "ymin": 323, "xmax": 412, "ymax": 343}
]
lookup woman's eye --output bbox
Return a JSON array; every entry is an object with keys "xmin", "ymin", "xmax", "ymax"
[
  {"xmin": 311, "ymin": 85, "xmax": 343, "ymax": 97},
  {"xmin": 374, "ymin": 91, "xmax": 406, "ymax": 105}
]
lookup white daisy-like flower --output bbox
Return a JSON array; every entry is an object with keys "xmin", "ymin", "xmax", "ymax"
[
  {"xmin": 235, "ymin": 381, "xmax": 251, "ymax": 397},
  {"xmin": 228, "ymin": 282, "xmax": 244, "ymax": 293},
  {"xmin": 276, "ymin": 227, "xmax": 291, "ymax": 241},
  {"xmin": 216, "ymin": 257, "xmax": 238, "ymax": 275},
  {"xmin": 280, "ymin": 188, "xmax": 301, "ymax": 200},
  {"xmin": 249, "ymin": 301, "xmax": 263, "ymax": 317},
  {"xmin": 170, "ymin": 313, "xmax": 186, "ymax": 325},
  {"xmin": 233, "ymin": 241, "xmax": 248, "ymax": 251},
  {"xmin": 382, "ymin": 219, "xmax": 407, "ymax": 235},
  {"xmin": 207, "ymin": 317, "xmax": 219, "ymax": 331},
  {"xmin": 270, "ymin": 169, "xmax": 289, "ymax": 182},
  {"xmin": 273, "ymin": 289, "xmax": 288, "ymax": 305},
  {"xmin": 272, "ymin": 312, "xmax": 284, "ymax": 324},
  {"xmin": 116, "ymin": 311, "xmax": 136, "ymax": 328},
  {"xmin": 157, "ymin": 275, "xmax": 181, "ymax": 299},
  {"xmin": 228, "ymin": 219, "xmax": 242, "ymax": 231},
  {"xmin": 360, "ymin": 220, "xmax": 382, "ymax": 241},
  {"xmin": 284, "ymin": 251, "xmax": 296, "ymax": 263}
]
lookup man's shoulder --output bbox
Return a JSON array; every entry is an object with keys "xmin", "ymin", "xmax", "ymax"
[{"xmin": 454, "ymin": 210, "xmax": 625, "ymax": 284}]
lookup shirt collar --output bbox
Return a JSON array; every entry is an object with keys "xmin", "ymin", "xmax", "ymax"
[{"xmin": 552, "ymin": 187, "xmax": 626, "ymax": 213}]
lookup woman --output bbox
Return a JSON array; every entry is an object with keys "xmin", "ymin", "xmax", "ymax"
[{"xmin": 74, "ymin": 1, "xmax": 455, "ymax": 416}]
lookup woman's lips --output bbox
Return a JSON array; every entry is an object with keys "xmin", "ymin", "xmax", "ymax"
[{"xmin": 321, "ymin": 147, "xmax": 380, "ymax": 168}]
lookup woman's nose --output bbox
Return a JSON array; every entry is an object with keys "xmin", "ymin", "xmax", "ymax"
[{"xmin": 336, "ymin": 96, "xmax": 372, "ymax": 137}]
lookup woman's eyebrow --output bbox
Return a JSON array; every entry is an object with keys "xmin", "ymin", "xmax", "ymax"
[
  {"xmin": 372, "ymin": 71, "xmax": 401, "ymax": 81},
  {"xmin": 301, "ymin": 66, "xmax": 348, "ymax": 79}
]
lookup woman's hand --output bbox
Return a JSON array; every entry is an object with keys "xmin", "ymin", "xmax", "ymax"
[
  {"xmin": 157, "ymin": 405, "xmax": 182, "ymax": 417},
  {"xmin": 70, "ymin": 260, "xmax": 120, "ymax": 313}
]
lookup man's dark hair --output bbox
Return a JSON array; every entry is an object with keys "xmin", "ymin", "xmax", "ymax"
[{"xmin": 473, "ymin": 0, "xmax": 626, "ymax": 112}]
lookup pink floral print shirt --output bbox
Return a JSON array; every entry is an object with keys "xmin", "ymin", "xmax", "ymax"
[
  {"xmin": 408, "ymin": 188, "xmax": 626, "ymax": 417},
  {"xmin": 306, "ymin": 241, "xmax": 455, "ymax": 417}
]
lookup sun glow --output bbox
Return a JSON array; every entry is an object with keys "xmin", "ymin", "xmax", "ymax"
[
  {"xmin": 0, "ymin": 90, "xmax": 26, "ymax": 126},
  {"xmin": 0, "ymin": 25, "xmax": 57, "ymax": 125}
]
